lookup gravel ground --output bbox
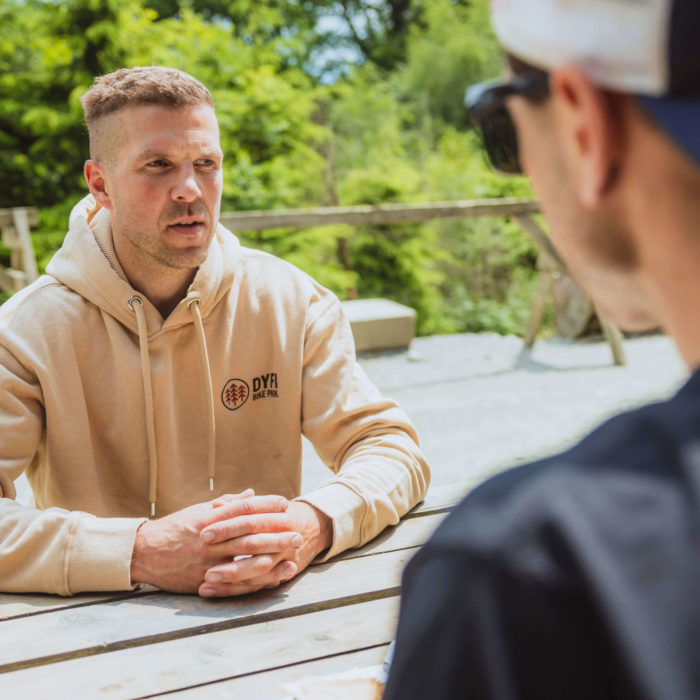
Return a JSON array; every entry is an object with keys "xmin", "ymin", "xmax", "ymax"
[
  {"xmin": 302, "ymin": 331, "xmax": 688, "ymax": 493},
  {"xmin": 13, "ymin": 332, "xmax": 688, "ymax": 505}
]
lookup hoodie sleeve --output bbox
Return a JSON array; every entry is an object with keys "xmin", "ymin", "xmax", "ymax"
[
  {"xmin": 297, "ymin": 291, "xmax": 431, "ymax": 560},
  {"xmin": 0, "ymin": 344, "xmax": 145, "ymax": 595}
]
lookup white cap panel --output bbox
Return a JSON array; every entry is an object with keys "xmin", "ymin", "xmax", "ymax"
[{"xmin": 491, "ymin": 0, "xmax": 672, "ymax": 95}]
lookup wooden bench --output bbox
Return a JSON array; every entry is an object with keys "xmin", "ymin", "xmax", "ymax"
[{"xmin": 342, "ymin": 298, "xmax": 416, "ymax": 353}]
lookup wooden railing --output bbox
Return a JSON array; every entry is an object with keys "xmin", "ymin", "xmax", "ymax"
[
  {"xmin": 0, "ymin": 199, "xmax": 625, "ymax": 364},
  {"xmin": 219, "ymin": 199, "xmax": 624, "ymax": 364},
  {"xmin": 219, "ymin": 198, "xmax": 540, "ymax": 232}
]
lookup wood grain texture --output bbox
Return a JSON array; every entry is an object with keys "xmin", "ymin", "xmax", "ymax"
[
  {"xmin": 159, "ymin": 644, "xmax": 390, "ymax": 699},
  {"xmin": 0, "ymin": 588, "xmax": 157, "ymax": 622},
  {"xmin": 0, "ymin": 547, "xmax": 414, "ymax": 671},
  {"xmin": 0, "ymin": 597, "xmax": 399, "ymax": 699}
]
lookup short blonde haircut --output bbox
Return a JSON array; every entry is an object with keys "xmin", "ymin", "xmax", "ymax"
[{"xmin": 81, "ymin": 66, "xmax": 214, "ymax": 162}]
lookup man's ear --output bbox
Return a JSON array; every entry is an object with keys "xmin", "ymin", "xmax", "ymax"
[
  {"xmin": 84, "ymin": 160, "xmax": 114, "ymax": 211},
  {"xmin": 550, "ymin": 66, "xmax": 625, "ymax": 207}
]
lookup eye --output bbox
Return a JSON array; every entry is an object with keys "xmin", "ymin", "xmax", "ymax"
[
  {"xmin": 146, "ymin": 159, "xmax": 169, "ymax": 168},
  {"xmin": 196, "ymin": 158, "xmax": 218, "ymax": 169}
]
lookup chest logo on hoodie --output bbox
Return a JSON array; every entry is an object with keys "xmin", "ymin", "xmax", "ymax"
[
  {"xmin": 221, "ymin": 378, "xmax": 250, "ymax": 411},
  {"xmin": 251, "ymin": 372, "xmax": 279, "ymax": 402}
]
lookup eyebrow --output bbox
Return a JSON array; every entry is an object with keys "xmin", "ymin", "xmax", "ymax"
[{"xmin": 135, "ymin": 147, "xmax": 223, "ymax": 161}]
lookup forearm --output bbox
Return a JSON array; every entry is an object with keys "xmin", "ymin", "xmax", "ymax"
[{"xmin": 300, "ymin": 294, "xmax": 430, "ymax": 557}]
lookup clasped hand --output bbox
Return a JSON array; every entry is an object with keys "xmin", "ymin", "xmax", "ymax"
[{"xmin": 130, "ymin": 490, "xmax": 332, "ymax": 597}]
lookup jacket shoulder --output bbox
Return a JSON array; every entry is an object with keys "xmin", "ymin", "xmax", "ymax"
[
  {"xmin": 234, "ymin": 247, "xmax": 340, "ymax": 315},
  {"xmin": 236, "ymin": 247, "xmax": 315, "ymax": 283},
  {"xmin": 0, "ymin": 275, "xmax": 81, "ymax": 331}
]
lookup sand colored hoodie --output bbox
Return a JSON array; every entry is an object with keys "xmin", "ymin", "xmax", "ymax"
[{"xmin": 0, "ymin": 196, "xmax": 430, "ymax": 595}]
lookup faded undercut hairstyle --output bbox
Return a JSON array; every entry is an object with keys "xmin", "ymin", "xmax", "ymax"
[{"xmin": 80, "ymin": 66, "xmax": 214, "ymax": 162}]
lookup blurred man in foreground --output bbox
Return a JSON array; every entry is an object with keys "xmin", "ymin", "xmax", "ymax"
[{"xmin": 385, "ymin": 1, "xmax": 700, "ymax": 697}]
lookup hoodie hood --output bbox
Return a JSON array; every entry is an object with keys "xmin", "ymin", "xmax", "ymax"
[{"xmin": 47, "ymin": 194, "xmax": 241, "ymax": 333}]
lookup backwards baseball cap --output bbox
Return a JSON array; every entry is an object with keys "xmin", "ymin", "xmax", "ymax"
[{"xmin": 491, "ymin": 0, "xmax": 700, "ymax": 166}]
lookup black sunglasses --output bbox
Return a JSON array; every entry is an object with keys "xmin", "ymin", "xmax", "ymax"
[{"xmin": 465, "ymin": 72, "xmax": 550, "ymax": 174}]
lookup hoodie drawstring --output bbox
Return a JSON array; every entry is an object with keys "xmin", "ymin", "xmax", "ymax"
[
  {"xmin": 128, "ymin": 295, "xmax": 158, "ymax": 517},
  {"xmin": 127, "ymin": 295, "xmax": 217, "ymax": 518},
  {"xmin": 188, "ymin": 298, "xmax": 216, "ymax": 495}
]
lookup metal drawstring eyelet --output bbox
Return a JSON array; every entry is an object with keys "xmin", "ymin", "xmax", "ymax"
[
  {"xmin": 128, "ymin": 295, "xmax": 144, "ymax": 311},
  {"xmin": 187, "ymin": 298, "xmax": 201, "ymax": 311}
]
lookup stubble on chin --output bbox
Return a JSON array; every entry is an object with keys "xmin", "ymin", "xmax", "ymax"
[
  {"xmin": 157, "ymin": 226, "xmax": 215, "ymax": 270},
  {"xmin": 111, "ymin": 218, "xmax": 214, "ymax": 279}
]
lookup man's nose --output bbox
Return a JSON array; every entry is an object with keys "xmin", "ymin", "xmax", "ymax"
[{"xmin": 171, "ymin": 167, "xmax": 202, "ymax": 202}]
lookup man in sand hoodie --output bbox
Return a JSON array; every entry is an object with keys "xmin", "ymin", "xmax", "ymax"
[{"xmin": 0, "ymin": 66, "xmax": 430, "ymax": 597}]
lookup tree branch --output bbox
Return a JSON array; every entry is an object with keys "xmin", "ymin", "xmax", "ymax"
[{"xmin": 339, "ymin": 0, "xmax": 373, "ymax": 58}]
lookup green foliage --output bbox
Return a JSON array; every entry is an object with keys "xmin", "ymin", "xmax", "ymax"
[
  {"xmin": 399, "ymin": 0, "xmax": 503, "ymax": 127},
  {"xmin": 34, "ymin": 201, "xmax": 75, "ymax": 272},
  {"xmin": 1, "ymin": 0, "xmax": 545, "ymax": 337},
  {"xmin": 419, "ymin": 127, "xmax": 539, "ymax": 335}
]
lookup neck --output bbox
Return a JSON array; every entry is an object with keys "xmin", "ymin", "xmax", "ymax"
[
  {"xmin": 636, "ymin": 227, "xmax": 700, "ymax": 371},
  {"xmin": 627, "ymin": 129, "xmax": 700, "ymax": 370},
  {"xmin": 132, "ymin": 271, "xmax": 194, "ymax": 318},
  {"xmin": 113, "ymin": 238, "xmax": 196, "ymax": 319}
]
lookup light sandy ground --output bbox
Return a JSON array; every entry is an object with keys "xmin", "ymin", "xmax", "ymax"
[
  {"xmin": 13, "ymin": 332, "xmax": 688, "ymax": 505},
  {"xmin": 302, "ymin": 332, "xmax": 688, "ymax": 493}
]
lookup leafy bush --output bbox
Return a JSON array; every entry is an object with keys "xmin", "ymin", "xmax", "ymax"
[{"xmin": 2, "ymin": 0, "xmax": 548, "ymax": 337}]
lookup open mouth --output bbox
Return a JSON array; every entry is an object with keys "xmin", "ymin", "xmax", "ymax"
[{"xmin": 170, "ymin": 220, "xmax": 205, "ymax": 235}]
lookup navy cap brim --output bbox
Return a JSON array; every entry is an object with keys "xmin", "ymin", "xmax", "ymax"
[{"xmin": 638, "ymin": 95, "xmax": 700, "ymax": 169}]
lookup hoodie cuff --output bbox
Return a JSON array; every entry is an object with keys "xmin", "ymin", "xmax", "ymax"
[
  {"xmin": 297, "ymin": 482, "xmax": 366, "ymax": 561},
  {"xmin": 66, "ymin": 515, "xmax": 148, "ymax": 594}
]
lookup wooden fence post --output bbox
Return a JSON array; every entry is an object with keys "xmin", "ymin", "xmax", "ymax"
[
  {"xmin": 515, "ymin": 215, "xmax": 626, "ymax": 366},
  {"xmin": 0, "ymin": 207, "xmax": 40, "ymax": 292}
]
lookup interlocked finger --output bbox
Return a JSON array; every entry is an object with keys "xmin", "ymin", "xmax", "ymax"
[
  {"xmin": 205, "ymin": 553, "xmax": 280, "ymax": 583},
  {"xmin": 214, "ymin": 532, "xmax": 302, "ymax": 558},
  {"xmin": 202, "ymin": 511, "xmax": 294, "ymax": 543},
  {"xmin": 211, "ymin": 490, "xmax": 255, "ymax": 508},
  {"xmin": 199, "ymin": 558, "xmax": 297, "ymax": 597}
]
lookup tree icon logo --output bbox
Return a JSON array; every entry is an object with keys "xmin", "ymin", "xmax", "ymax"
[{"xmin": 221, "ymin": 378, "xmax": 250, "ymax": 411}]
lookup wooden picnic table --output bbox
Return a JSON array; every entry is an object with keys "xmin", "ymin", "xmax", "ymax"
[{"xmin": 0, "ymin": 483, "xmax": 469, "ymax": 699}]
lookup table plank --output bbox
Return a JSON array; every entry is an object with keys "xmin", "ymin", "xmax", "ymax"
[
  {"xmin": 162, "ymin": 644, "xmax": 390, "ymax": 699},
  {"xmin": 0, "ymin": 588, "xmax": 157, "ymax": 622},
  {"xmin": 0, "ymin": 597, "xmax": 399, "ymax": 699},
  {"xmin": 0, "ymin": 547, "xmax": 414, "ymax": 671}
]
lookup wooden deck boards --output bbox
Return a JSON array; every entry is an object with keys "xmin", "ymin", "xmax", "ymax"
[{"xmin": 1, "ymin": 597, "xmax": 398, "ymax": 699}]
